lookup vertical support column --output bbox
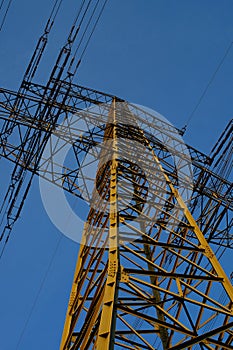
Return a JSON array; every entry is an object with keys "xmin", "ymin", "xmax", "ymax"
[{"xmin": 95, "ymin": 98, "xmax": 119, "ymax": 350}]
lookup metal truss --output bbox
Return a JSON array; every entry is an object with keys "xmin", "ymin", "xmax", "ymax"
[
  {"xmin": 0, "ymin": 82, "xmax": 232, "ymax": 250},
  {"xmin": 0, "ymin": 0, "xmax": 232, "ymax": 347},
  {"xmin": 0, "ymin": 82, "xmax": 232, "ymax": 349},
  {"xmin": 59, "ymin": 99, "xmax": 233, "ymax": 349}
]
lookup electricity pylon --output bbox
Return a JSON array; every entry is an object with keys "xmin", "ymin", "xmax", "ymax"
[
  {"xmin": 0, "ymin": 81, "xmax": 232, "ymax": 349},
  {"xmin": 0, "ymin": 1, "xmax": 232, "ymax": 349},
  {"xmin": 57, "ymin": 100, "xmax": 233, "ymax": 349},
  {"xmin": 0, "ymin": 80, "xmax": 232, "ymax": 350}
]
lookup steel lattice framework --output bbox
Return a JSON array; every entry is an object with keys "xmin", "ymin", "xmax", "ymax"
[
  {"xmin": 0, "ymin": 1, "xmax": 232, "ymax": 349},
  {"xmin": 0, "ymin": 81, "xmax": 232, "ymax": 349}
]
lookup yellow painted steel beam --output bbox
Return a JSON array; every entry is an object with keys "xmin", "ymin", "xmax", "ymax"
[
  {"xmin": 95, "ymin": 98, "xmax": 120, "ymax": 350},
  {"xmin": 60, "ymin": 103, "xmax": 233, "ymax": 349},
  {"xmin": 141, "ymin": 128, "xmax": 233, "ymax": 303}
]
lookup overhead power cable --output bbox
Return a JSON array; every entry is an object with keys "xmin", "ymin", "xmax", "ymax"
[
  {"xmin": 67, "ymin": 0, "xmax": 101, "ymax": 73},
  {"xmin": 0, "ymin": 0, "xmax": 64, "ymax": 259},
  {"xmin": 15, "ymin": 234, "xmax": 63, "ymax": 350},
  {"xmin": 74, "ymin": 0, "xmax": 92, "ymax": 28},
  {"xmin": 0, "ymin": 0, "xmax": 6, "ymax": 11},
  {"xmin": 0, "ymin": 0, "xmax": 109, "ymax": 259},
  {"xmin": 50, "ymin": 0, "xmax": 63, "ymax": 20},
  {"xmin": 0, "ymin": 0, "xmax": 13, "ymax": 32},
  {"xmin": 68, "ymin": 0, "xmax": 109, "ymax": 77},
  {"xmin": 184, "ymin": 41, "xmax": 233, "ymax": 131},
  {"xmin": 22, "ymin": 0, "xmax": 63, "ymax": 83},
  {"xmin": 79, "ymin": 0, "xmax": 108, "ymax": 61},
  {"xmin": 14, "ymin": 188, "xmax": 81, "ymax": 348}
]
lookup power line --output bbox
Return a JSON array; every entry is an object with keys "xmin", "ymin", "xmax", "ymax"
[
  {"xmin": 15, "ymin": 234, "xmax": 63, "ymax": 350},
  {"xmin": 73, "ymin": 0, "xmax": 91, "ymax": 28},
  {"xmin": 0, "ymin": 0, "xmax": 6, "ymax": 11},
  {"xmin": 75, "ymin": 0, "xmax": 101, "ymax": 54},
  {"xmin": 22, "ymin": 0, "xmax": 63, "ymax": 83},
  {"xmin": 0, "ymin": 0, "xmax": 13, "ymax": 32},
  {"xmin": 80, "ymin": 0, "xmax": 108, "ymax": 61},
  {"xmin": 50, "ymin": 0, "xmax": 63, "ymax": 20},
  {"xmin": 184, "ymin": 41, "xmax": 233, "ymax": 130},
  {"xmin": 0, "ymin": 0, "xmax": 65, "ymax": 260},
  {"xmin": 67, "ymin": 0, "xmax": 102, "ymax": 74},
  {"xmin": 72, "ymin": 0, "xmax": 109, "ymax": 76}
]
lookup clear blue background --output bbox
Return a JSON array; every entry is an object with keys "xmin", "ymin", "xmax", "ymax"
[{"xmin": 0, "ymin": 1, "xmax": 232, "ymax": 349}]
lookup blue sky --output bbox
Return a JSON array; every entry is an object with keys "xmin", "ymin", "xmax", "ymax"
[{"xmin": 0, "ymin": 1, "xmax": 232, "ymax": 349}]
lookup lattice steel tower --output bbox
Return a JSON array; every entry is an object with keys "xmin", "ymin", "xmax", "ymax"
[{"xmin": 0, "ymin": 1, "xmax": 232, "ymax": 349}]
